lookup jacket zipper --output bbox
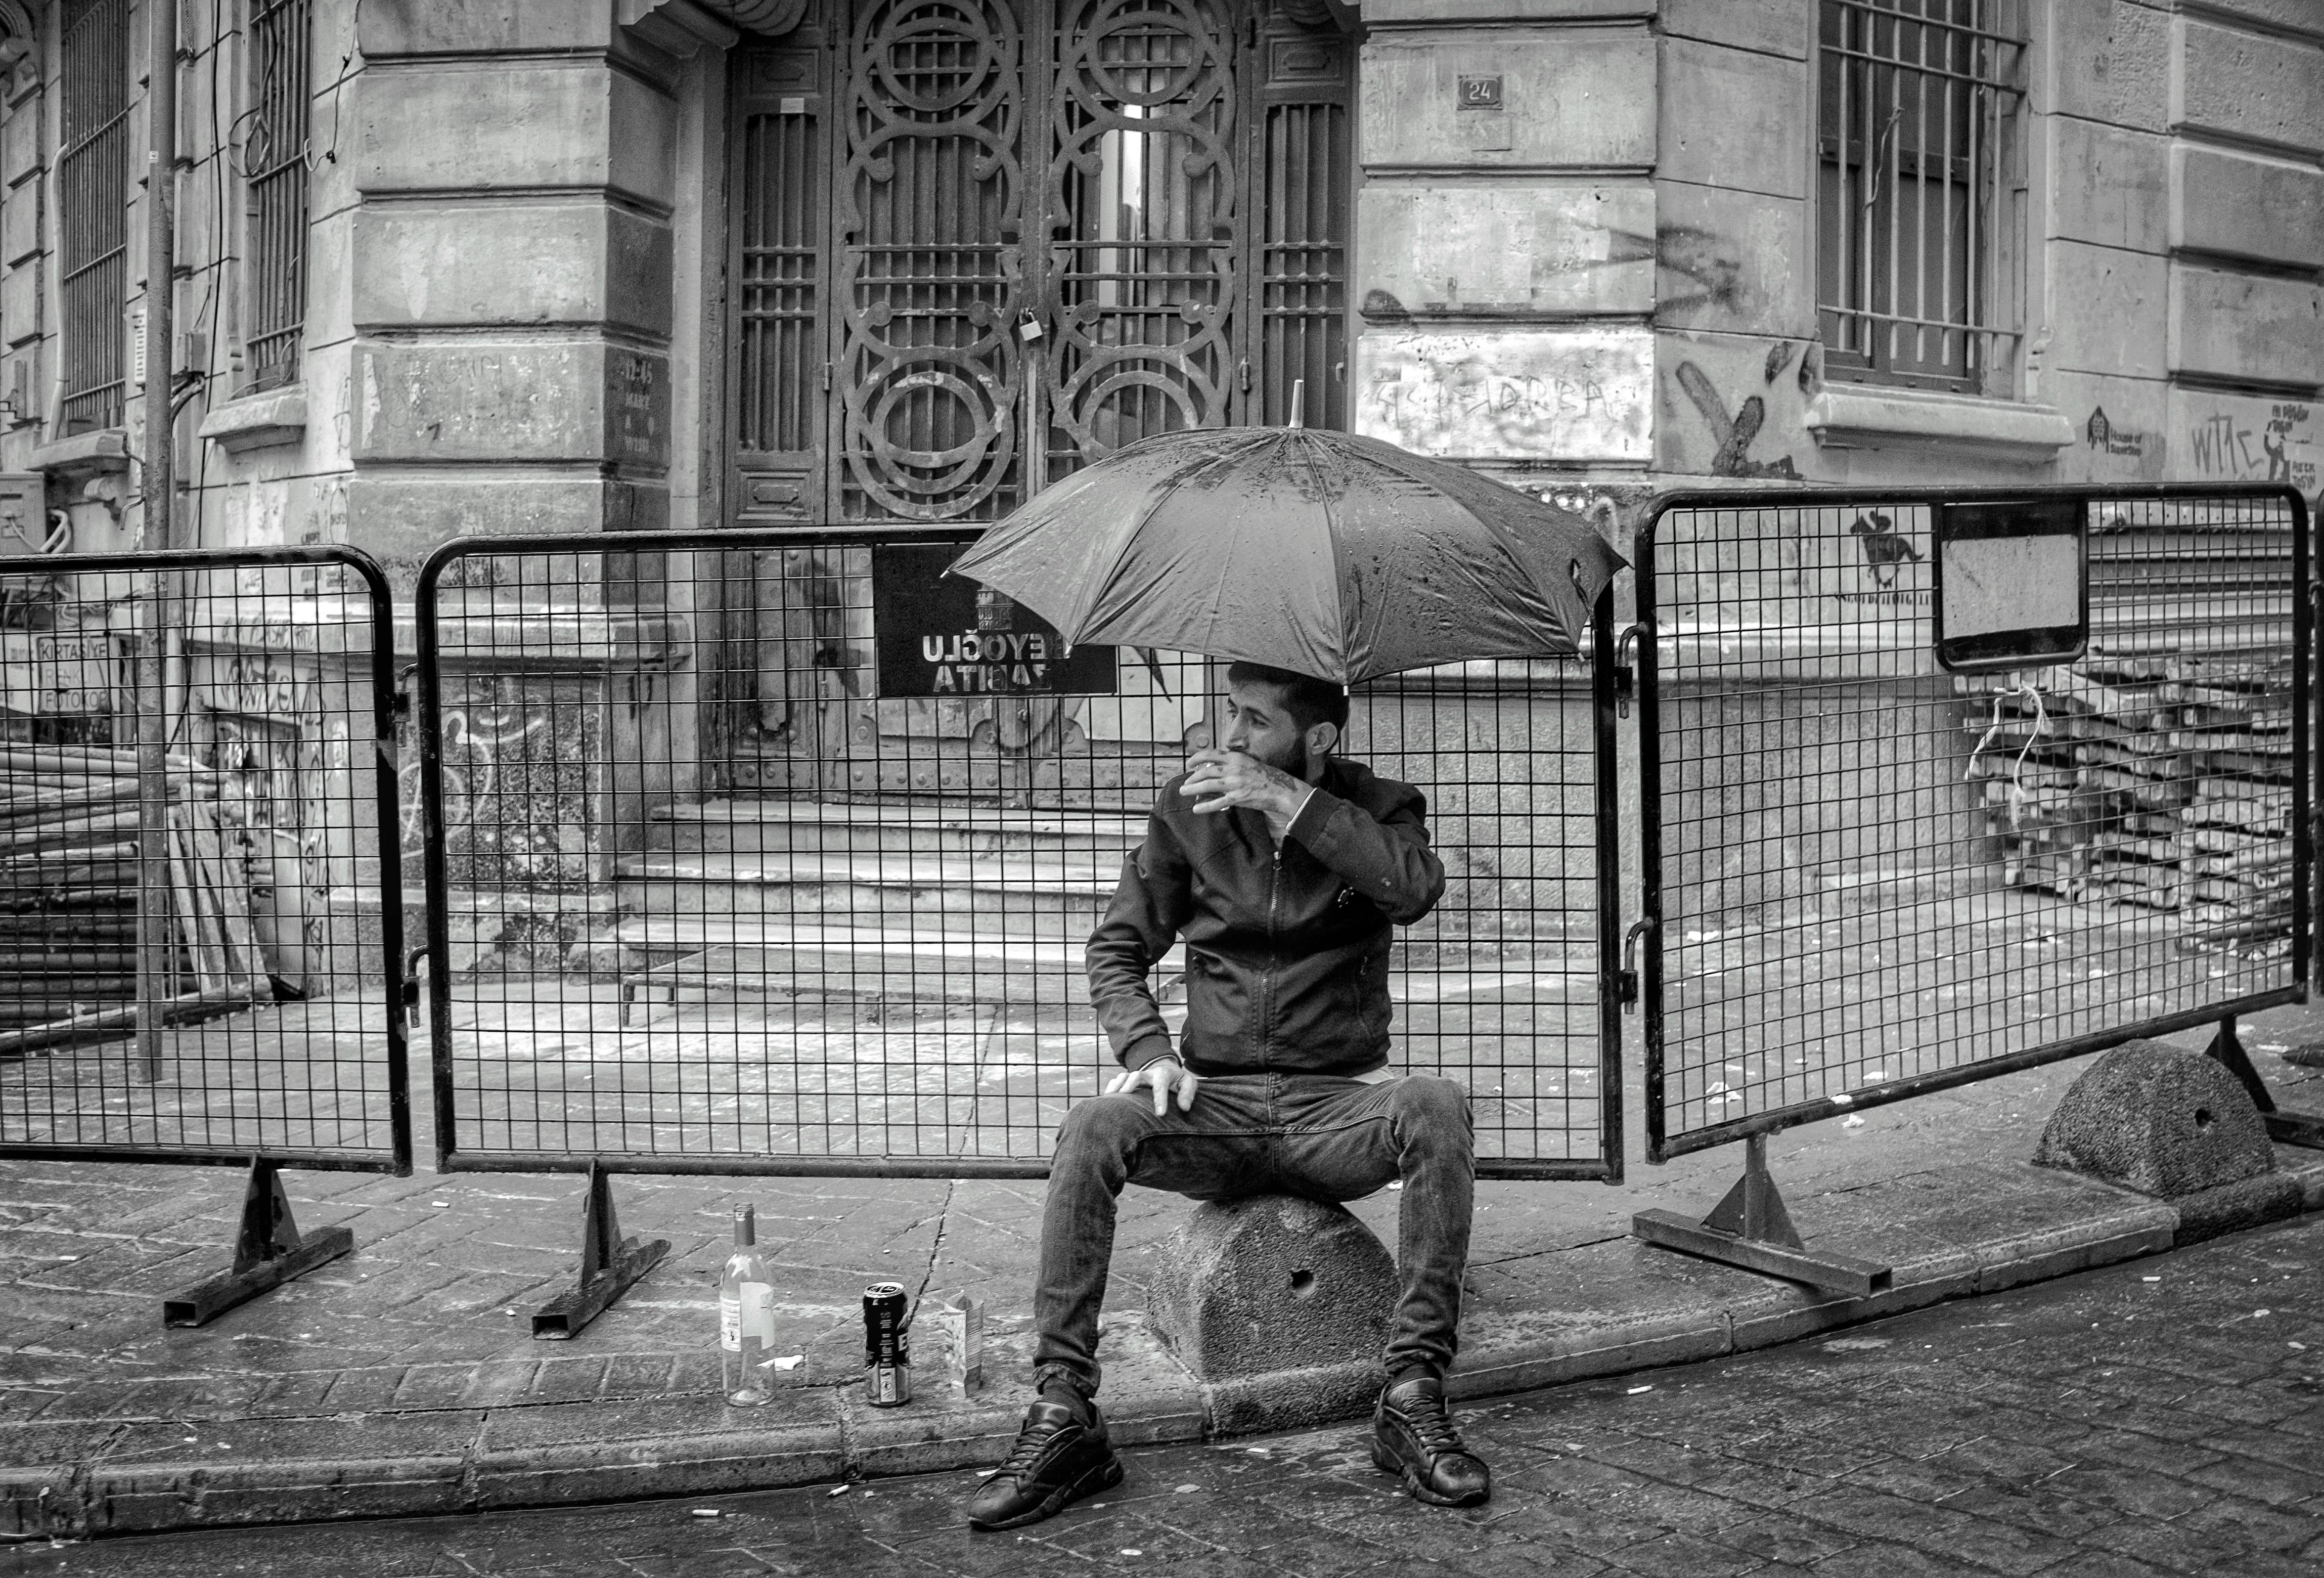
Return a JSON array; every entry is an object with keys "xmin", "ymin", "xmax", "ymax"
[{"xmin": 1260, "ymin": 844, "xmax": 1281, "ymax": 1068}]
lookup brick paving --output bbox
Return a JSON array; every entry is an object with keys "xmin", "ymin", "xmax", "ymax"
[{"xmin": 6, "ymin": 1210, "xmax": 2318, "ymax": 1576}]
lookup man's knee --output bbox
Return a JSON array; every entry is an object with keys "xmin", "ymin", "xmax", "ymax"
[
  {"xmin": 1055, "ymin": 1093, "xmax": 1153, "ymax": 1164},
  {"xmin": 1389, "ymin": 1075, "xmax": 1472, "ymax": 1143}
]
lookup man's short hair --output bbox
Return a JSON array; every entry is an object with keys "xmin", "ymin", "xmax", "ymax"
[{"xmin": 1226, "ymin": 661, "xmax": 1350, "ymax": 734}]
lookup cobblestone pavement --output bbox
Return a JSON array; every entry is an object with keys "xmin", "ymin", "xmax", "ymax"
[{"xmin": 8, "ymin": 1210, "xmax": 2318, "ymax": 1576}]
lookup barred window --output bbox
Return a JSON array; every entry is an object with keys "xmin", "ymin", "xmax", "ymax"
[
  {"xmin": 1816, "ymin": 0, "xmax": 2027, "ymax": 392},
  {"xmin": 243, "ymin": 0, "xmax": 312, "ymax": 392},
  {"xmin": 58, "ymin": 0, "xmax": 128, "ymax": 435}
]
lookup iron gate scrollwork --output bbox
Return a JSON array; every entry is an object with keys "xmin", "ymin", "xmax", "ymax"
[{"xmin": 735, "ymin": 0, "xmax": 1351, "ymax": 530}]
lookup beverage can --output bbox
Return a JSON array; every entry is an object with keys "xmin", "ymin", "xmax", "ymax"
[{"xmin": 862, "ymin": 1281, "xmax": 911, "ymax": 1407}]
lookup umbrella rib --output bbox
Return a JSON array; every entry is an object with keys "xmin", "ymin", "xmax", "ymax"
[{"xmin": 1296, "ymin": 434, "xmax": 1351, "ymax": 682}]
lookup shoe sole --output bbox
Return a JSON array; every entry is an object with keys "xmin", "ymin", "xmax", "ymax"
[
  {"xmin": 967, "ymin": 1453, "xmax": 1125, "ymax": 1532},
  {"xmin": 1371, "ymin": 1437, "xmax": 1489, "ymax": 1508}
]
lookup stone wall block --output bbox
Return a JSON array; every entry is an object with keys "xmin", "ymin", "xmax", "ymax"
[
  {"xmin": 2169, "ymin": 17, "xmax": 2324, "ymax": 156},
  {"xmin": 2036, "ymin": 368, "xmax": 2169, "ymax": 485},
  {"xmin": 355, "ymin": 63, "xmax": 669, "ymax": 207},
  {"xmin": 353, "ymin": 203, "xmax": 674, "ymax": 336},
  {"xmin": 2045, "ymin": 241, "xmax": 2171, "ymax": 381},
  {"xmin": 1357, "ymin": 182, "xmax": 1654, "ymax": 318},
  {"xmin": 2049, "ymin": 0, "xmax": 2170, "ymax": 134},
  {"xmin": 2169, "ymin": 146, "xmax": 2324, "ymax": 272},
  {"xmin": 0, "ymin": 172, "xmax": 36, "ymax": 269},
  {"xmin": 304, "ymin": 208, "xmax": 357, "ymax": 350},
  {"xmin": 347, "ymin": 474, "xmax": 669, "ymax": 590},
  {"xmin": 2168, "ymin": 265, "xmax": 2324, "ymax": 389},
  {"xmin": 2, "ymin": 266, "xmax": 40, "ymax": 349},
  {"xmin": 1359, "ymin": 30, "xmax": 1656, "ymax": 170},
  {"xmin": 359, "ymin": 0, "xmax": 617, "ymax": 58},
  {"xmin": 353, "ymin": 339, "xmax": 671, "ymax": 466},
  {"xmin": 1653, "ymin": 327, "xmax": 1826, "ymax": 483},
  {"xmin": 2046, "ymin": 119, "xmax": 2166, "ymax": 255},
  {"xmin": 1659, "ymin": 0, "xmax": 1811, "ymax": 59},
  {"xmin": 1148, "ymin": 1196, "xmax": 1398, "ymax": 1381},
  {"xmin": 1653, "ymin": 182, "xmax": 1811, "ymax": 338},
  {"xmin": 2, "ymin": 94, "xmax": 41, "ymax": 187},
  {"xmin": 1657, "ymin": 36, "xmax": 1806, "ymax": 200},
  {"xmin": 1365, "ymin": 1, "xmax": 1652, "ymax": 20}
]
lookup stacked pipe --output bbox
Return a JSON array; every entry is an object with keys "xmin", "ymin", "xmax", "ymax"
[{"xmin": 0, "ymin": 744, "xmax": 242, "ymax": 1047}]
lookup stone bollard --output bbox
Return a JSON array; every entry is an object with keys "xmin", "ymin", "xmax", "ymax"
[
  {"xmin": 2033, "ymin": 1040, "xmax": 2302, "ymax": 1242},
  {"xmin": 1147, "ymin": 1194, "xmax": 1398, "ymax": 1382}
]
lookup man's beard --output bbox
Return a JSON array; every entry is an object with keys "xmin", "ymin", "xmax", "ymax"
[{"xmin": 1249, "ymin": 737, "xmax": 1307, "ymax": 779}]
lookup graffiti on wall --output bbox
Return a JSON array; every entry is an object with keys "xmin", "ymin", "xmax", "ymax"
[
  {"xmin": 1353, "ymin": 328, "xmax": 1652, "ymax": 460},
  {"xmin": 2185, "ymin": 400, "xmax": 2316, "ymax": 502}
]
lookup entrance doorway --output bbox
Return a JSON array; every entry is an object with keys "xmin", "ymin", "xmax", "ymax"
[{"xmin": 727, "ymin": 0, "xmax": 1353, "ymax": 528}]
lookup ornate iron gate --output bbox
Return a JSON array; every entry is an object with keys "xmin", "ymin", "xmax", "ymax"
[{"xmin": 730, "ymin": 0, "xmax": 1353, "ymax": 529}]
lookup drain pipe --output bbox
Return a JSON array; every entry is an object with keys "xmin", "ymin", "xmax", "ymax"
[{"xmin": 133, "ymin": 0, "xmax": 179, "ymax": 1080}]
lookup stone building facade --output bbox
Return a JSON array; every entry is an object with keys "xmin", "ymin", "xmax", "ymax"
[
  {"xmin": 0, "ymin": 0, "xmax": 2306, "ymax": 584},
  {"xmin": 0, "ymin": 0, "xmax": 2316, "ymax": 980}
]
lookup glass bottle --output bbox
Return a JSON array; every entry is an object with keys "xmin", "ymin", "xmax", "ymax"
[{"xmin": 719, "ymin": 1204, "xmax": 775, "ymax": 1405}]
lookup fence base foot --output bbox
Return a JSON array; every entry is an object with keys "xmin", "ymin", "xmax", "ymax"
[
  {"xmin": 2203, "ymin": 1016, "xmax": 2324, "ymax": 1153},
  {"xmin": 1632, "ymin": 1135, "xmax": 1891, "ymax": 1299},
  {"xmin": 533, "ymin": 1162, "xmax": 669, "ymax": 1340},
  {"xmin": 162, "ymin": 1157, "xmax": 353, "ymax": 1327}
]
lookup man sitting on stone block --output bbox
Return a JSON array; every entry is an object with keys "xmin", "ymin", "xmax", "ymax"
[{"xmin": 966, "ymin": 662, "xmax": 1489, "ymax": 1530}]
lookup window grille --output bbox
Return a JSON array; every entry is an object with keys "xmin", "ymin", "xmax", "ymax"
[
  {"xmin": 1816, "ymin": 0, "xmax": 2026, "ymax": 392},
  {"xmin": 244, "ymin": 0, "xmax": 312, "ymax": 392},
  {"xmin": 58, "ymin": 0, "xmax": 128, "ymax": 435}
]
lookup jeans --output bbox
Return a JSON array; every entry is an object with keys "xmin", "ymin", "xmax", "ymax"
[{"xmin": 1032, "ymin": 1072, "xmax": 1476, "ymax": 1399}]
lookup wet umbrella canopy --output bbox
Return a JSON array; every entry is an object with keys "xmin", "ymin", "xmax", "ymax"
[{"xmin": 947, "ymin": 425, "xmax": 1627, "ymax": 685}]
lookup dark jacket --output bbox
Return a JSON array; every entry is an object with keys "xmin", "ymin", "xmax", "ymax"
[{"xmin": 1086, "ymin": 757, "xmax": 1447, "ymax": 1078}]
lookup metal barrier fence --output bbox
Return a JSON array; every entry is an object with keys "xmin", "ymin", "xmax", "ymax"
[
  {"xmin": 416, "ymin": 529, "xmax": 1622, "ymax": 1196},
  {"xmin": 1631, "ymin": 485, "xmax": 2311, "ymax": 1287},
  {"xmin": 0, "ymin": 546, "xmax": 409, "ymax": 1321}
]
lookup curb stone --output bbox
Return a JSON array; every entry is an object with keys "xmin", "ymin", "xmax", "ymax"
[{"xmin": 10, "ymin": 1152, "xmax": 2320, "ymax": 1540}]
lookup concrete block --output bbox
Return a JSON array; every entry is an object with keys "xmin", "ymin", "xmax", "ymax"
[
  {"xmin": 1360, "ymin": 29, "xmax": 1655, "ymax": 170},
  {"xmin": 2035, "ymin": 368, "xmax": 2168, "ymax": 484},
  {"xmin": 1658, "ymin": 36, "xmax": 1807, "ymax": 200},
  {"xmin": 1, "ymin": 264, "xmax": 39, "ymax": 346},
  {"xmin": 2170, "ymin": 146, "xmax": 2324, "ymax": 272},
  {"xmin": 1365, "ymin": 1, "xmax": 1652, "ymax": 19},
  {"xmin": 1354, "ymin": 326, "xmax": 1653, "ymax": 461},
  {"xmin": 1357, "ymin": 181, "xmax": 1655, "ymax": 318},
  {"xmin": 2046, "ymin": 119, "xmax": 2166, "ymax": 254},
  {"xmin": 2170, "ymin": 16, "xmax": 2324, "ymax": 156},
  {"xmin": 2169, "ymin": 265, "xmax": 2324, "ymax": 389},
  {"xmin": 2049, "ymin": 0, "xmax": 2170, "ymax": 134},
  {"xmin": 1654, "ymin": 328, "xmax": 1823, "ymax": 481},
  {"xmin": 305, "ymin": 208, "xmax": 357, "ymax": 347},
  {"xmin": 1, "ymin": 168, "xmax": 37, "ymax": 268},
  {"xmin": 1147, "ymin": 1196, "xmax": 1397, "ymax": 1381},
  {"xmin": 353, "ymin": 338, "xmax": 671, "ymax": 466},
  {"xmin": 2035, "ymin": 1040, "xmax": 2276, "ymax": 1198},
  {"xmin": 2, "ymin": 95, "xmax": 41, "ymax": 188},
  {"xmin": 359, "ymin": 0, "xmax": 617, "ymax": 58},
  {"xmin": 355, "ymin": 62, "xmax": 675, "ymax": 209},
  {"xmin": 2047, "ymin": 240, "xmax": 2171, "ymax": 380},
  {"xmin": 353, "ymin": 202, "xmax": 673, "ymax": 336},
  {"xmin": 1654, "ymin": 183, "xmax": 1811, "ymax": 338},
  {"xmin": 1660, "ymin": 0, "xmax": 1812, "ymax": 60},
  {"xmin": 2167, "ymin": 386, "xmax": 2321, "ymax": 498},
  {"xmin": 2187, "ymin": 0, "xmax": 2324, "ymax": 39},
  {"xmin": 346, "ymin": 473, "xmax": 667, "ymax": 589}
]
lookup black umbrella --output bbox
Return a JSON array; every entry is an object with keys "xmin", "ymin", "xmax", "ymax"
[{"xmin": 949, "ymin": 408, "xmax": 1625, "ymax": 684}]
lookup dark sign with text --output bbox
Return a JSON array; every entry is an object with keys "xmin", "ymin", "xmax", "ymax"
[{"xmin": 871, "ymin": 543, "xmax": 1119, "ymax": 698}]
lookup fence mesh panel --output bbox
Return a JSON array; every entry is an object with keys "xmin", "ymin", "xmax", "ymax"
[
  {"xmin": 0, "ymin": 550, "xmax": 407, "ymax": 1167},
  {"xmin": 420, "ymin": 533, "xmax": 1616, "ymax": 1177},
  {"xmin": 1642, "ymin": 489, "xmax": 2309, "ymax": 1160}
]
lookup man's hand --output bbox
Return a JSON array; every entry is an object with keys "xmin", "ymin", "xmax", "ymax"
[
  {"xmin": 1105, "ymin": 1056, "xmax": 1202, "ymax": 1115},
  {"xmin": 1182, "ymin": 749, "xmax": 1309, "ymax": 839}
]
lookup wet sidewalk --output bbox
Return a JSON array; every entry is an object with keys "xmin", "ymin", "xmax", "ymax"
[{"xmin": 4, "ymin": 1004, "xmax": 2322, "ymax": 1541}]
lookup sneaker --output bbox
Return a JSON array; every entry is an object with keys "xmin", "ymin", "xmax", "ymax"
[
  {"xmin": 965, "ymin": 1394, "xmax": 1125, "ymax": 1531},
  {"xmin": 1371, "ymin": 1375, "xmax": 1491, "ymax": 1507}
]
